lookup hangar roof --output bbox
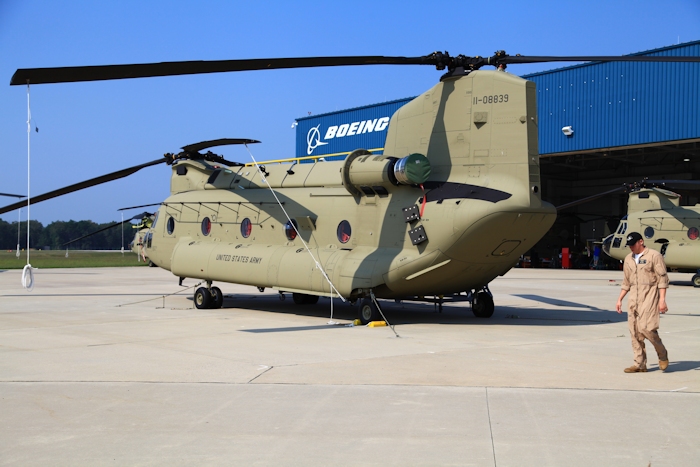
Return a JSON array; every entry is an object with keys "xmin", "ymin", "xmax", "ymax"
[{"xmin": 522, "ymin": 40, "xmax": 700, "ymax": 156}]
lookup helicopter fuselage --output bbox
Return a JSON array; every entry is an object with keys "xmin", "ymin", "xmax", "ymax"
[
  {"xmin": 604, "ymin": 189, "xmax": 700, "ymax": 284},
  {"xmin": 145, "ymin": 70, "xmax": 557, "ymax": 299}
]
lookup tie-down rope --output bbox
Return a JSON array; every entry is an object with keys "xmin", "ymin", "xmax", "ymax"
[{"xmin": 244, "ymin": 145, "xmax": 345, "ymax": 324}]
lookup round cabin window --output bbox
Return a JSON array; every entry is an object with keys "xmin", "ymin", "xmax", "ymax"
[
  {"xmin": 337, "ymin": 220, "xmax": 351, "ymax": 244},
  {"xmin": 285, "ymin": 219, "xmax": 298, "ymax": 241},
  {"xmin": 241, "ymin": 218, "xmax": 252, "ymax": 238},
  {"xmin": 201, "ymin": 217, "xmax": 212, "ymax": 236},
  {"xmin": 166, "ymin": 217, "xmax": 175, "ymax": 235},
  {"xmin": 688, "ymin": 227, "xmax": 699, "ymax": 240},
  {"xmin": 644, "ymin": 226, "xmax": 654, "ymax": 238}
]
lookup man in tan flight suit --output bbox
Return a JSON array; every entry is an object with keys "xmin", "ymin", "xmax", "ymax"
[{"xmin": 616, "ymin": 232, "xmax": 669, "ymax": 373}]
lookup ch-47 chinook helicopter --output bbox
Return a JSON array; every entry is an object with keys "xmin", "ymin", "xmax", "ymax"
[
  {"xmin": 61, "ymin": 210, "xmax": 156, "ymax": 263},
  {"xmin": 598, "ymin": 180, "xmax": 700, "ymax": 288},
  {"xmin": 3, "ymin": 51, "xmax": 700, "ymax": 322}
]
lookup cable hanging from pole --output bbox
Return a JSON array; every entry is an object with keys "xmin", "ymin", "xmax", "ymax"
[{"xmin": 22, "ymin": 84, "xmax": 34, "ymax": 291}]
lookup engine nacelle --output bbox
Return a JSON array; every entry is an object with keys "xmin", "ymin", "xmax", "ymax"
[{"xmin": 342, "ymin": 150, "xmax": 431, "ymax": 196}]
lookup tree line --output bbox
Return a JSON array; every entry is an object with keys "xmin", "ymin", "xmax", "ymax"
[{"xmin": 0, "ymin": 219, "xmax": 133, "ymax": 250}]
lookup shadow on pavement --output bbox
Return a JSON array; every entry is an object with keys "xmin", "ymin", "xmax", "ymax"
[
  {"xmin": 208, "ymin": 294, "xmax": 628, "ymax": 327},
  {"xmin": 663, "ymin": 361, "xmax": 700, "ymax": 373}
]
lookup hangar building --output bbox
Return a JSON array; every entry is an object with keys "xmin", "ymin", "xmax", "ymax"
[{"xmin": 293, "ymin": 41, "xmax": 700, "ymax": 266}]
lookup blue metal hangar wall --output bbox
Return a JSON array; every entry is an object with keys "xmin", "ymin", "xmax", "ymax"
[{"xmin": 294, "ymin": 41, "xmax": 700, "ymax": 254}]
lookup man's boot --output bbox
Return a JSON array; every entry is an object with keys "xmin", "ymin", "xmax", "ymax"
[{"xmin": 624, "ymin": 365, "xmax": 647, "ymax": 373}]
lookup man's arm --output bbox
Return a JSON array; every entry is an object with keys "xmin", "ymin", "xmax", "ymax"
[
  {"xmin": 658, "ymin": 287, "xmax": 668, "ymax": 314},
  {"xmin": 616, "ymin": 288, "xmax": 628, "ymax": 314},
  {"xmin": 652, "ymin": 252, "xmax": 669, "ymax": 313}
]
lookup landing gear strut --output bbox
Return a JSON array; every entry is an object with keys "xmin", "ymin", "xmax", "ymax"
[{"xmin": 471, "ymin": 286, "xmax": 495, "ymax": 318}]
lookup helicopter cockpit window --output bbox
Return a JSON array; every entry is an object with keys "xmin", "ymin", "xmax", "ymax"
[
  {"xmin": 613, "ymin": 237, "xmax": 622, "ymax": 249},
  {"xmin": 688, "ymin": 227, "xmax": 699, "ymax": 240},
  {"xmin": 201, "ymin": 217, "xmax": 212, "ymax": 236},
  {"xmin": 618, "ymin": 222, "xmax": 627, "ymax": 235},
  {"xmin": 241, "ymin": 218, "xmax": 252, "ymax": 238},
  {"xmin": 151, "ymin": 212, "xmax": 159, "ymax": 229},
  {"xmin": 285, "ymin": 219, "xmax": 298, "ymax": 241},
  {"xmin": 337, "ymin": 220, "xmax": 351, "ymax": 244},
  {"xmin": 166, "ymin": 217, "xmax": 175, "ymax": 235},
  {"xmin": 644, "ymin": 226, "xmax": 654, "ymax": 238}
]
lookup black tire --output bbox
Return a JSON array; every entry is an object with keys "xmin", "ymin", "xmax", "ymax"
[
  {"xmin": 358, "ymin": 298, "xmax": 380, "ymax": 325},
  {"xmin": 210, "ymin": 286, "xmax": 224, "ymax": 309},
  {"xmin": 692, "ymin": 274, "xmax": 700, "ymax": 288},
  {"xmin": 148, "ymin": 260, "xmax": 157, "ymax": 267},
  {"xmin": 292, "ymin": 293, "xmax": 319, "ymax": 305},
  {"xmin": 305, "ymin": 294, "xmax": 319, "ymax": 304},
  {"xmin": 292, "ymin": 293, "xmax": 306, "ymax": 305},
  {"xmin": 194, "ymin": 287, "xmax": 212, "ymax": 309},
  {"xmin": 472, "ymin": 292, "xmax": 495, "ymax": 318}
]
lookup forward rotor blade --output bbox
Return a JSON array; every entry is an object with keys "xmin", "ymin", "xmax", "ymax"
[
  {"xmin": 62, "ymin": 221, "xmax": 123, "ymax": 247},
  {"xmin": 11, "ymin": 56, "xmax": 428, "ymax": 85},
  {"xmin": 0, "ymin": 158, "xmax": 167, "ymax": 215},
  {"xmin": 181, "ymin": 138, "xmax": 260, "ymax": 153},
  {"xmin": 62, "ymin": 212, "xmax": 152, "ymax": 247},
  {"xmin": 0, "ymin": 192, "xmax": 26, "ymax": 198},
  {"xmin": 556, "ymin": 186, "xmax": 626, "ymax": 211},
  {"xmin": 118, "ymin": 203, "xmax": 162, "ymax": 212}
]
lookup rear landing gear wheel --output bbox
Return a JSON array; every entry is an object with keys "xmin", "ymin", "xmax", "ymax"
[
  {"xmin": 692, "ymin": 274, "xmax": 700, "ymax": 288},
  {"xmin": 358, "ymin": 298, "xmax": 380, "ymax": 325},
  {"xmin": 292, "ymin": 293, "xmax": 319, "ymax": 305},
  {"xmin": 472, "ymin": 291, "xmax": 495, "ymax": 318},
  {"xmin": 210, "ymin": 286, "xmax": 224, "ymax": 309},
  {"xmin": 194, "ymin": 287, "xmax": 212, "ymax": 309}
]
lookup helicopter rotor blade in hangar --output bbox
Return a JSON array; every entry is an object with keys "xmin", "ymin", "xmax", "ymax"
[
  {"xmin": 11, "ymin": 52, "xmax": 700, "ymax": 85},
  {"xmin": 556, "ymin": 179, "xmax": 700, "ymax": 211}
]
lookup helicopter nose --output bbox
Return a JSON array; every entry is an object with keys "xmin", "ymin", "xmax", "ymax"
[{"xmin": 602, "ymin": 234, "xmax": 613, "ymax": 256}]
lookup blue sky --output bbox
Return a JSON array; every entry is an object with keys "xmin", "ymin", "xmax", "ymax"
[{"xmin": 1, "ymin": 0, "xmax": 699, "ymax": 224}]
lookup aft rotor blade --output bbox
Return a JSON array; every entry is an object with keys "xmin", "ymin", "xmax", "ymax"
[
  {"xmin": 642, "ymin": 179, "xmax": 700, "ymax": 190},
  {"xmin": 118, "ymin": 203, "xmax": 162, "ymax": 212},
  {"xmin": 0, "ymin": 158, "xmax": 167, "ymax": 215},
  {"xmin": 0, "ymin": 192, "xmax": 26, "ymax": 198},
  {"xmin": 11, "ymin": 56, "xmax": 429, "ymax": 85},
  {"xmin": 503, "ymin": 55, "xmax": 700, "ymax": 65}
]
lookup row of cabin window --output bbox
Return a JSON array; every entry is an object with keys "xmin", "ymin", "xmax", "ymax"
[{"xmin": 165, "ymin": 216, "xmax": 353, "ymax": 243}]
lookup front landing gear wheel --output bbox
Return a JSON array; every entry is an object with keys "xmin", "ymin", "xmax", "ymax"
[
  {"xmin": 210, "ymin": 286, "xmax": 224, "ymax": 309},
  {"xmin": 472, "ymin": 292, "xmax": 495, "ymax": 318},
  {"xmin": 692, "ymin": 274, "xmax": 700, "ymax": 288},
  {"xmin": 358, "ymin": 298, "xmax": 380, "ymax": 325},
  {"xmin": 194, "ymin": 287, "xmax": 212, "ymax": 309}
]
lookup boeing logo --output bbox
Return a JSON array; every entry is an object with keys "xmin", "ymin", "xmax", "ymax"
[
  {"xmin": 306, "ymin": 125, "xmax": 327, "ymax": 155},
  {"xmin": 305, "ymin": 117, "xmax": 390, "ymax": 155}
]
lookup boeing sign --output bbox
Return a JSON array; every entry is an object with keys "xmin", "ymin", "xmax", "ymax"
[
  {"xmin": 306, "ymin": 117, "xmax": 390, "ymax": 155},
  {"xmin": 296, "ymin": 97, "xmax": 414, "ymax": 159}
]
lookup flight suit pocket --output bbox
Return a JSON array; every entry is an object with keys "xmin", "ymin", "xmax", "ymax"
[{"xmin": 638, "ymin": 261, "xmax": 656, "ymax": 286}]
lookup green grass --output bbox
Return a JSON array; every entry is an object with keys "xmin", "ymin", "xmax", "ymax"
[{"xmin": 0, "ymin": 250, "xmax": 149, "ymax": 269}]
